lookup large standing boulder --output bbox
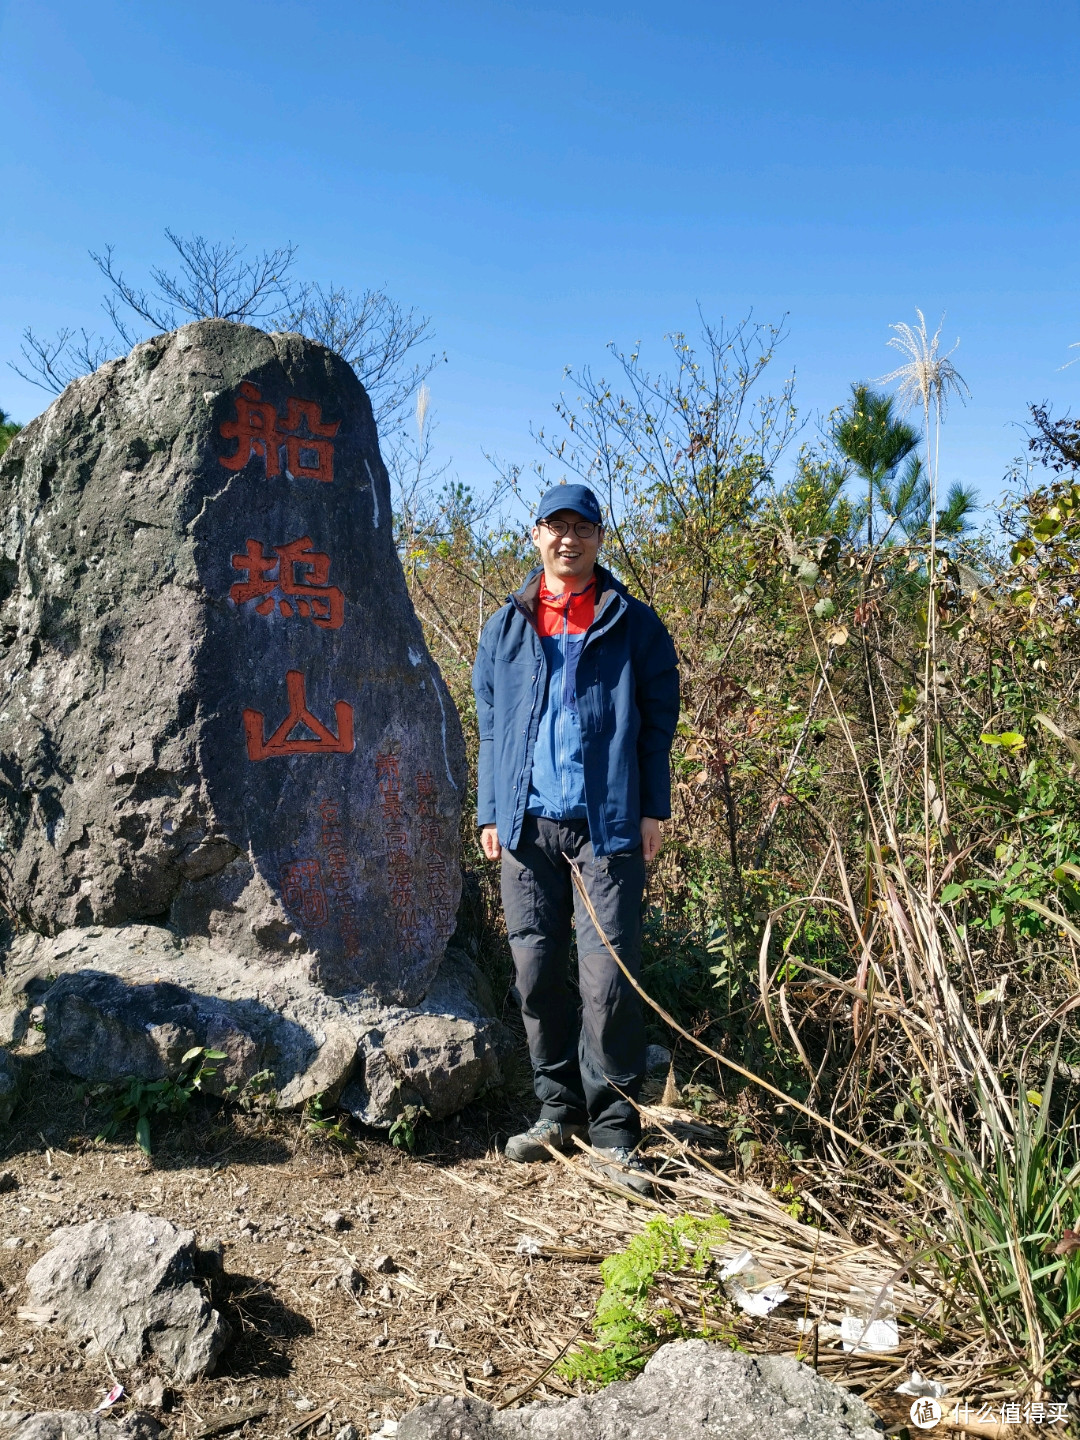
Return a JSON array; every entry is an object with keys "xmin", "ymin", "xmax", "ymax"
[
  {"xmin": 0, "ymin": 320, "xmax": 463, "ymax": 1004},
  {"xmin": 0, "ymin": 323, "xmax": 509, "ymax": 1120},
  {"xmin": 23, "ymin": 1214, "xmax": 229, "ymax": 1382}
]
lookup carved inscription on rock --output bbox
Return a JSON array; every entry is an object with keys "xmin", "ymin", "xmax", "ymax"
[
  {"xmin": 183, "ymin": 329, "xmax": 465, "ymax": 1001},
  {"xmin": 219, "ymin": 382, "xmax": 339, "ymax": 481},
  {"xmin": 230, "ymin": 537, "xmax": 345, "ymax": 629}
]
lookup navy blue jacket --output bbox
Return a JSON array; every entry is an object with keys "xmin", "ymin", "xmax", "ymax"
[{"xmin": 472, "ymin": 565, "xmax": 680, "ymax": 857}]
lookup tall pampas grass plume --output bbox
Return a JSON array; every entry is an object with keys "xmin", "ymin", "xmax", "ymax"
[{"xmin": 878, "ymin": 310, "xmax": 969, "ymax": 422}]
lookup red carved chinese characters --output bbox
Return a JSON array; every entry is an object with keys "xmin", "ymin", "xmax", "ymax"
[
  {"xmin": 244, "ymin": 670, "xmax": 355, "ymax": 760},
  {"xmin": 319, "ymin": 801, "xmax": 363, "ymax": 957},
  {"xmin": 219, "ymin": 382, "xmax": 281, "ymax": 475},
  {"xmin": 219, "ymin": 382, "xmax": 339, "ymax": 482},
  {"xmin": 415, "ymin": 770, "xmax": 454, "ymax": 941},
  {"xmin": 278, "ymin": 397, "xmax": 339, "ymax": 481},
  {"xmin": 280, "ymin": 860, "xmax": 329, "ymax": 927},
  {"xmin": 377, "ymin": 750, "xmax": 421, "ymax": 953},
  {"xmin": 230, "ymin": 537, "xmax": 345, "ymax": 629}
]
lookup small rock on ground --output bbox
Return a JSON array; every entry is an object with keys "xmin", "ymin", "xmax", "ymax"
[
  {"xmin": 644, "ymin": 1044, "xmax": 672, "ymax": 1073},
  {"xmin": 2, "ymin": 1413, "xmax": 161, "ymax": 1440},
  {"xmin": 24, "ymin": 1214, "xmax": 229, "ymax": 1382},
  {"xmin": 397, "ymin": 1340, "xmax": 883, "ymax": 1440}
]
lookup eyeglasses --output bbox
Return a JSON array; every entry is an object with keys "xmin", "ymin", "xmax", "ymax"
[{"xmin": 538, "ymin": 518, "xmax": 601, "ymax": 539}]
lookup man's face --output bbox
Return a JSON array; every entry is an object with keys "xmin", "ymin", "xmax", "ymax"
[{"xmin": 531, "ymin": 508, "xmax": 603, "ymax": 588}]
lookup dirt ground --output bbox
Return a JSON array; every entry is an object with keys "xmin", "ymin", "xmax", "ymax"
[
  {"xmin": 0, "ymin": 1051, "xmax": 655, "ymax": 1440},
  {"xmin": 1, "ymin": 1048, "xmax": 1047, "ymax": 1440}
]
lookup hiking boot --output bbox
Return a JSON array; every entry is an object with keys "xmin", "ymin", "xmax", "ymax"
[
  {"xmin": 588, "ymin": 1145, "xmax": 654, "ymax": 1197},
  {"xmin": 504, "ymin": 1118, "xmax": 589, "ymax": 1163}
]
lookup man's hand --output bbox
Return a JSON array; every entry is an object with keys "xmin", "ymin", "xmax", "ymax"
[
  {"xmin": 480, "ymin": 824, "xmax": 502, "ymax": 861},
  {"xmin": 641, "ymin": 817, "xmax": 662, "ymax": 862}
]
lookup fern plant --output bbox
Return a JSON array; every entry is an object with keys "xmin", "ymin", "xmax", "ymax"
[{"xmin": 558, "ymin": 1213, "xmax": 734, "ymax": 1385}]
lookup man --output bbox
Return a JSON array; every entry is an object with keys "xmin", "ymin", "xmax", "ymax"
[{"xmin": 472, "ymin": 483, "xmax": 679, "ymax": 1195}]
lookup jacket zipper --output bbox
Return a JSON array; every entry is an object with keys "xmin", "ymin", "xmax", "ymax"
[
  {"xmin": 509, "ymin": 594, "xmax": 545, "ymax": 823},
  {"xmin": 506, "ymin": 578, "xmax": 627, "ymax": 840}
]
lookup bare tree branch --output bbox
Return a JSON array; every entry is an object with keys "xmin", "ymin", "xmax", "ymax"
[
  {"xmin": 9, "ymin": 327, "xmax": 114, "ymax": 394},
  {"xmin": 91, "ymin": 233, "xmax": 299, "ymax": 332},
  {"xmin": 285, "ymin": 282, "xmax": 442, "ymax": 435},
  {"xmin": 12, "ymin": 233, "xmax": 438, "ymax": 440}
]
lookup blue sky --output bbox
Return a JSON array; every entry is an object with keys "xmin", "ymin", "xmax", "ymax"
[{"xmin": 2, "ymin": 0, "xmax": 1078, "ymax": 512}]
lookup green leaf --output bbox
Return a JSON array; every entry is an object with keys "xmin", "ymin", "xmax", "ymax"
[
  {"xmin": 980, "ymin": 731, "xmax": 1026, "ymax": 750},
  {"xmin": 967, "ymin": 783, "xmax": 1021, "ymax": 814},
  {"xmin": 940, "ymin": 883, "xmax": 967, "ymax": 903},
  {"xmin": 135, "ymin": 1116, "xmax": 153, "ymax": 1156},
  {"xmin": 181, "ymin": 1047, "xmax": 204, "ymax": 1065}
]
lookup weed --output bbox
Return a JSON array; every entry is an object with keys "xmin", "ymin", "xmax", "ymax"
[
  {"xmin": 89, "ymin": 1047, "xmax": 226, "ymax": 1155},
  {"xmin": 920, "ymin": 1041, "xmax": 1080, "ymax": 1391},
  {"xmin": 223, "ymin": 1068, "xmax": 277, "ymax": 1113},
  {"xmin": 389, "ymin": 1103, "xmax": 430, "ymax": 1153},
  {"xmin": 558, "ymin": 1213, "xmax": 734, "ymax": 1385},
  {"xmin": 304, "ymin": 1092, "xmax": 355, "ymax": 1148}
]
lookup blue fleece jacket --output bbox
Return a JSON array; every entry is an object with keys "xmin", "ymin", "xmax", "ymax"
[{"xmin": 472, "ymin": 565, "xmax": 680, "ymax": 857}]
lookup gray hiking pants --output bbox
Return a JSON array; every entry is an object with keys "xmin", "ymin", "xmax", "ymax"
[{"xmin": 500, "ymin": 815, "xmax": 646, "ymax": 1148}]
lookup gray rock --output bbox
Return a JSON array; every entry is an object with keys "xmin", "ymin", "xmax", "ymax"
[
  {"xmin": 131, "ymin": 1379, "xmax": 167, "ymax": 1410},
  {"xmin": 0, "ymin": 1047, "xmax": 21, "ymax": 1124},
  {"xmin": 0, "ymin": 319, "xmax": 464, "ymax": 1004},
  {"xmin": 343, "ymin": 946, "xmax": 511, "ymax": 1124},
  {"xmin": 23, "ymin": 1213, "xmax": 230, "ymax": 1382},
  {"xmin": 645, "ymin": 1044, "xmax": 671, "ymax": 1073},
  {"xmin": 0, "ymin": 925, "xmax": 509, "ymax": 1120},
  {"xmin": 3, "ymin": 1414, "xmax": 161, "ymax": 1440},
  {"xmin": 396, "ymin": 1340, "xmax": 883, "ymax": 1440}
]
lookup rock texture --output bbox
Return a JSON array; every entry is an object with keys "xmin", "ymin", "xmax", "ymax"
[
  {"xmin": 1, "ymin": 924, "xmax": 508, "ymax": 1119},
  {"xmin": 0, "ymin": 1046, "xmax": 20, "ymax": 1124},
  {"xmin": 0, "ymin": 320, "xmax": 464, "ymax": 1004},
  {"xmin": 3, "ymin": 1414, "xmax": 161, "ymax": 1440},
  {"xmin": 397, "ymin": 1341, "xmax": 883, "ymax": 1440},
  {"xmin": 24, "ymin": 1214, "xmax": 229, "ymax": 1382}
]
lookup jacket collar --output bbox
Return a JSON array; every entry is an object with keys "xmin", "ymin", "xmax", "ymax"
[{"xmin": 511, "ymin": 563, "xmax": 626, "ymax": 621}]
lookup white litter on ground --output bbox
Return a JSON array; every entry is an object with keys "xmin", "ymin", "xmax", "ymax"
[{"xmin": 896, "ymin": 1371, "xmax": 948, "ymax": 1398}]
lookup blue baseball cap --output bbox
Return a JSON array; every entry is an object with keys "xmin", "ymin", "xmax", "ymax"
[{"xmin": 535, "ymin": 483, "xmax": 603, "ymax": 526}]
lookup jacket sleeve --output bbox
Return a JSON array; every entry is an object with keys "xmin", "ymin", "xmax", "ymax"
[
  {"xmin": 635, "ymin": 612, "xmax": 680, "ymax": 820},
  {"xmin": 472, "ymin": 622, "xmax": 497, "ymax": 828}
]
